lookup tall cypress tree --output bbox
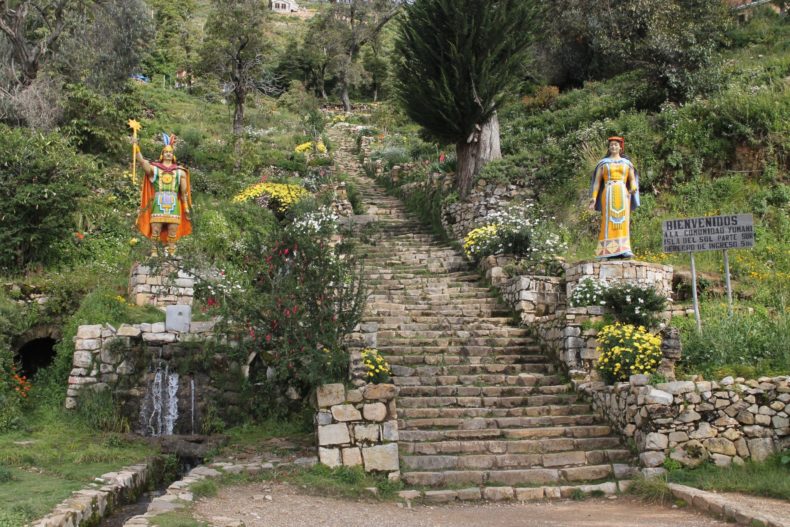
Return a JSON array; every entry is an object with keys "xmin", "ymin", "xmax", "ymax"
[{"xmin": 395, "ymin": 0, "xmax": 538, "ymax": 198}]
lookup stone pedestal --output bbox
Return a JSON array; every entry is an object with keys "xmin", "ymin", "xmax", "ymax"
[
  {"xmin": 315, "ymin": 383, "xmax": 400, "ymax": 477},
  {"xmin": 129, "ymin": 261, "xmax": 195, "ymax": 308},
  {"xmin": 565, "ymin": 259, "xmax": 673, "ymax": 300}
]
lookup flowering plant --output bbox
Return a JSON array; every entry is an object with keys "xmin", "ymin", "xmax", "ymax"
[
  {"xmin": 361, "ymin": 348, "xmax": 391, "ymax": 384},
  {"xmin": 462, "ymin": 203, "xmax": 567, "ymax": 266},
  {"xmin": 603, "ymin": 282, "xmax": 667, "ymax": 328},
  {"xmin": 295, "ymin": 140, "xmax": 327, "ymax": 154},
  {"xmin": 288, "ymin": 207, "xmax": 338, "ymax": 237},
  {"xmin": 569, "ymin": 278, "xmax": 609, "ymax": 307},
  {"xmin": 596, "ymin": 323, "xmax": 663, "ymax": 383},
  {"xmin": 0, "ymin": 361, "xmax": 30, "ymax": 432},
  {"xmin": 232, "ymin": 182, "xmax": 308, "ymax": 213},
  {"xmin": 463, "ymin": 225, "xmax": 500, "ymax": 260}
]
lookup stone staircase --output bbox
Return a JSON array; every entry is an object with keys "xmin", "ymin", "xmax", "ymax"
[{"xmin": 330, "ymin": 127, "xmax": 633, "ymax": 497}]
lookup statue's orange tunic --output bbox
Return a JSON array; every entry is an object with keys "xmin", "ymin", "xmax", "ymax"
[{"xmin": 136, "ymin": 161, "xmax": 193, "ymax": 242}]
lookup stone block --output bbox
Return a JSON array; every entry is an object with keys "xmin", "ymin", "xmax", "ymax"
[
  {"xmin": 362, "ymin": 443, "xmax": 399, "ymax": 472},
  {"xmin": 353, "ymin": 424, "xmax": 380, "ymax": 443},
  {"xmin": 341, "ymin": 447, "xmax": 362, "ymax": 467},
  {"xmin": 645, "ymin": 388, "xmax": 673, "ymax": 405},
  {"xmin": 117, "ymin": 361, "xmax": 134, "ymax": 375},
  {"xmin": 316, "ymin": 411, "xmax": 333, "ymax": 426},
  {"xmin": 363, "ymin": 403, "xmax": 387, "ymax": 422},
  {"xmin": 747, "ymin": 438, "xmax": 776, "ymax": 461},
  {"xmin": 346, "ymin": 389, "xmax": 363, "ymax": 403},
  {"xmin": 317, "ymin": 424, "xmax": 350, "ymax": 446},
  {"xmin": 515, "ymin": 487, "xmax": 544, "ymax": 501},
  {"xmin": 382, "ymin": 420, "xmax": 399, "ymax": 442},
  {"xmin": 656, "ymin": 381, "xmax": 696, "ymax": 395},
  {"xmin": 318, "ymin": 447, "xmax": 342, "ymax": 468},
  {"xmin": 79, "ymin": 339, "xmax": 101, "ymax": 351},
  {"xmin": 117, "ymin": 324, "xmax": 142, "ymax": 338},
  {"xmin": 73, "ymin": 350, "xmax": 94, "ymax": 369},
  {"xmin": 165, "ymin": 305, "xmax": 192, "ymax": 333},
  {"xmin": 640, "ymin": 451, "xmax": 666, "ymax": 468},
  {"xmin": 331, "ymin": 404, "xmax": 362, "ymax": 422},
  {"xmin": 316, "ymin": 384, "xmax": 346, "ymax": 408},
  {"xmin": 703, "ymin": 438, "xmax": 736, "ymax": 456},
  {"xmin": 457, "ymin": 488, "xmax": 482, "ymax": 501},
  {"xmin": 363, "ymin": 383, "xmax": 398, "ymax": 401},
  {"xmin": 644, "ymin": 432, "xmax": 669, "ymax": 451},
  {"xmin": 77, "ymin": 325, "xmax": 103, "ymax": 339},
  {"xmin": 483, "ymin": 487, "xmax": 514, "ymax": 502}
]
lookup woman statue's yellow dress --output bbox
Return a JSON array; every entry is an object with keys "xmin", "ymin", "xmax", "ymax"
[{"xmin": 590, "ymin": 152, "xmax": 640, "ymax": 259}]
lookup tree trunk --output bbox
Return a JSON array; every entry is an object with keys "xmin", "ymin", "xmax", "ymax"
[
  {"xmin": 373, "ymin": 85, "xmax": 378, "ymax": 103},
  {"xmin": 341, "ymin": 82, "xmax": 351, "ymax": 112},
  {"xmin": 233, "ymin": 88, "xmax": 245, "ymax": 136},
  {"xmin": 455, "ymin": 112, "xmax": 502, "ymax": 199}
]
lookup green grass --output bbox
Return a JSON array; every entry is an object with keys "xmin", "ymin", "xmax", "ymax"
[
  {"xmin": 288, "ymin": 464, "xmax": 403, "ymax": 500},
  {"xmin": 189, "ymin": 479, "xmax": 218, "ymax": 499},
  {"xmin": 628, "ymin": 474, "xmax": 673, "ymax": 504},
  {"xmin": 0, "ymin": 406, "xmax": 156, "ymax": 525},
  {"xmin": 667, "ymin": 453, "xmax": 790, "ymax": 501},
  {"xmin": 150, "ymin": 510, "xmax": 209, "ymax": 527}
]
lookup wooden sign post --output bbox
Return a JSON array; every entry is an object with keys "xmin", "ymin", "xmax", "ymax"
[{"xmin": 663, "ymin": 214, "xmax": 755, "ymax": 332}]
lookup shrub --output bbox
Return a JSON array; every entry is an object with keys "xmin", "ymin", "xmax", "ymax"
[
  {"xmin": 596, "ymin": 323, "xmax": 663, "ymax": 383},
  {"xmin": 232, "ymin": 182, "xmax": 309, "ymax": 214},
  {"xmin": 360, "ymin": 348, "xmax": 391, "ymax": 384},
  {"xmin": 602, "ymin": 283, "xmax": 667, "ymax": 328},
  {"xmin": 0, "ymin": 124, "xmax": 101, "ymax": 270},
  {"xmin": 462, "ymin": 225, "xmax": 501, "ymax": 261},
  {"xmin": 569, "ymin": 278, "xmax": 608, "ymax": 307}
]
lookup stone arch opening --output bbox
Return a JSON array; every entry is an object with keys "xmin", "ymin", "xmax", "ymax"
[{"xmin": 15, "ymin": 337, "xmax": 57, "ymax": 379}]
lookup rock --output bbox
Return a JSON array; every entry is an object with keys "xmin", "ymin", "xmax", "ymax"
[
  {"xmin": 77, "ymin": 325, "xmax": 103, "ymax": 339},
  {"xmin": 747, "ymin": 438, "xmax": 776, "ymax": 461},
  {"xmin": 117, "ymin": 324, "xmax": 142, "ymax": 338},
  {"xmin": 703, "ymin": 438, "xmax": 736, "ymax": 456},
  {"xmin": 318, "ymin": 447, "xmax": 342, "ymax": 468},
  {"xmin": 363, "ymin": 383, "xmax": 398, "ymax": 400},
  {"xmin": 353, "ymin": 424, "xmax": 380, "ymax": 443},
  {"xmin": 689, "ymin": 422, "xmax": 716, "ymax": 440},
  {"xmin": 677, "ymin": 409, "xmax": 702, "ymax": 423},
  {"xmin": 639, "ymin": 451, "xmax": 666, "ymax": 468},
  {"xmin": 670, "ymin": 440, "xmax": 708, "ymax": 468},
  {"xmin": 483, "ymin": 486, "xmax": 514, "ymax": 502},
  {"xmin": 331, "ymin": 404, "xmax": 362, "ymax": 422},
  {"xmin": 644, "ymin": 432, "xmax": 668, "ymax": 451},
  {"xmin": 317, "ymin": 424, "xmax": 350, "ymax": 446},
  {"xmin": 317, "ymin": 384, "xmax": 346, "ymax": 408},
  {"xmin": 382, "ymin": 420, "xmax": 399, "ymax": 441},
  {"xmin": 316, "ymin": 411, "xmax": 333, "ymax": 426},
  {"xmin": 342, "ymin": 447, "xmax": 362, "ymax": 467},
  {"xmin": 362, "ymin": 443, "xmax": 399, "ymax": 472},
  {"xmin": 346, "ymin": 389, "xmax": 363, "ymax": 403},
  {"xmin": 656, "ymin": 381, "xmax": 695, "ymax": 395},
  {"xmin": 629, "ymin": 374, "xmax": 650, "ymax": 387},
  {"xmin": 710, "ymin": 454, "xmax": 732, "ymax": 467},
  {"xmin": 645, "ymin": 388, "xmax": 673, "ymax": 405},
  {"xmin": 720, "ymin": 376, "xmax": 734, "ymax": 386},
  {"xmin": 363, "ymin": 403, "xmax": 387, "ymax": 422}
]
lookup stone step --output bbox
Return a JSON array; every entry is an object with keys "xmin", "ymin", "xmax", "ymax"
[
  {"xmin": 368, "ymin": 307, "xmax": 512, "ymax": 317},
  {"xmin": 398, "ymin": 403, "xmax": 592, "ymax": 420},
  {"xmin": 397, "ymin": 392, "xmax": 578, "ymax": 410},
  {"xmin": 401, "ymin": 449, "xmax": 631, "ymax": 472},
  {"xmin": 369, "ymin": 322, "xmax": 525, "ymax": 334},
  {"xmin": 386, "ymin": 354, "xmax": 549, "ymax": 366},
  {"xmin": 400, "ymin": 436, "xmax": 623, "ymax": 455},
  {"xmin": 395, "ymin": 376, "xmax": 565, "ymax": 393},
  {"xmin": 399, "ymin": 413, "xmax": 600, "ymax": 430},
  {"xmin": 379, "ymin": 345, "xmax": 544, "ymax": 356},
  {"xmin": 377, "ymin": 336, "xmax": 535, "ymax": 346},
  {"xmin": 401, "ymin": 463, "xmax": 615, "ymax": 487},
  {"xmin": 398, "ymin": 480, "xmax": 628, "ymax": 503},
  {"xmin": 393, "ymin": 363, "xmax": 554, "ymax": 377}
]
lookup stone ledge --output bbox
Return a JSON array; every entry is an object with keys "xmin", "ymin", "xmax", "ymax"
[{"xmin": 668, "ymin": 483, "xmax": 790, "ymax": 527}]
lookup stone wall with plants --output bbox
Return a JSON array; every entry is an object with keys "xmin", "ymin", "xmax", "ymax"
[
  {"xmin": 129, "ymin": 262, "xmax": 196, "ymax": 307},
  {"xmin": 441, "ymin": 183, "xmax": 531, "ymax": 244},
  {"xmin": 315, "ymin": 382, "xmax": 400, "ymax": 478},
  {"xmin": 578, "ymin": 375, "xmax": 790, "ymax": 468},
  {"xmin": 66, "ymin": 320, "xmax": 247, "ymax": 435}
]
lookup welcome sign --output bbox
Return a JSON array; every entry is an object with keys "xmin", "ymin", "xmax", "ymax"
[{"xmin": 662, "ymin": 214, "xmax": 755, "ymax": 253}]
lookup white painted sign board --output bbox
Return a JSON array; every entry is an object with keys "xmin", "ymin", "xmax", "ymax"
[{"xmin": 662, "ymin": 214, "xmax": 754, "ymax": 253}]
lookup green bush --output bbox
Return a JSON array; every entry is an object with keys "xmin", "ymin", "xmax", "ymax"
[
  {"xmin": 0, "ymin": 124, "xmax": 102, "ymax": 270},
  {"xmin": 674, "ymin": 303, "xmax": 790, "ymax": 377},
  {"xmin": 74, "ymin": 389, "xmax": 130, "ymax": 433},
  {"xmin": 602, "ymin": 283, "xmax": 667, "ymax": 328}
]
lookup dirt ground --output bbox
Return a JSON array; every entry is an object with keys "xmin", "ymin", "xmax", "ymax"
[{"xmin": 193, "ymin": 483, "xmax": 731, "ymax": 527}]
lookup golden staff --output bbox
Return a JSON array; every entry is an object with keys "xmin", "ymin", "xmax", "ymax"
[{"xmin": 128, "ymin": 119, "xmax": 142, "ymax": 185}]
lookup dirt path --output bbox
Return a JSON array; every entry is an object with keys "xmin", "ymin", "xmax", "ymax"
[{"xmin": 193, "ymin": 483, "xmax": 730, "ymax": 527}]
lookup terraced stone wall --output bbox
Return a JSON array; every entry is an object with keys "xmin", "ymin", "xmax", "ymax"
[
  {"xmin": 579, "ymin": 375, "xmax": 790, "ymax": 468},
  {"xmin": 130, "ymin": 262, "xmax": 196, "ymax": 307},
  {"xmin": 315, "ymin": 383, "xmax": 401, "ymax": 477}
]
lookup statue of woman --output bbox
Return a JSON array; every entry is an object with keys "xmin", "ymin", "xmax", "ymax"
[
  {"xmin": 133, "ymin": 133, "xmax": 193, "ymax": 256},
  {"xmin": 588, "ymin": 136, "xmax": 640, "ymax": 259}
]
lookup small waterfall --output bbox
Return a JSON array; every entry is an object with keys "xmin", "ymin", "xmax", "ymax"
[
  {"xmin": 140, "ymin": 361, "xmax": 180, "ymax": 436},
  {"xmin": 190, "ymin": 378, "xmax": 196, "ymax": 435}
]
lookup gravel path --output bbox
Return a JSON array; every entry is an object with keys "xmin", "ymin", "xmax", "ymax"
[{"xmin": 193, "ymin": 483, "xmax": 730, "ymax": 527}]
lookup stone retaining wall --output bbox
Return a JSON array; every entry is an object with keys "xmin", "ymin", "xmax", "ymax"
[
  {"xmin": 578, "ymin": 375, "xmax": 790, "ymax": 468},
  {"xmin": 129, "ymin": 262, "xmax": 195, "ymax": 307},
  {"xmin": 441, "ymin": 183, "xmax": 531, "ymax": 244},
  {"xmin": 565, "ymin": 259, "xmax": 674, "ymax": 300},
  {"xmin": 32, "ymin": 458, "xmax": 163, "ymax": 527},
  {"xmin": 315, "ymin": 383, "xmax": 400, "ymax": 478}
]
